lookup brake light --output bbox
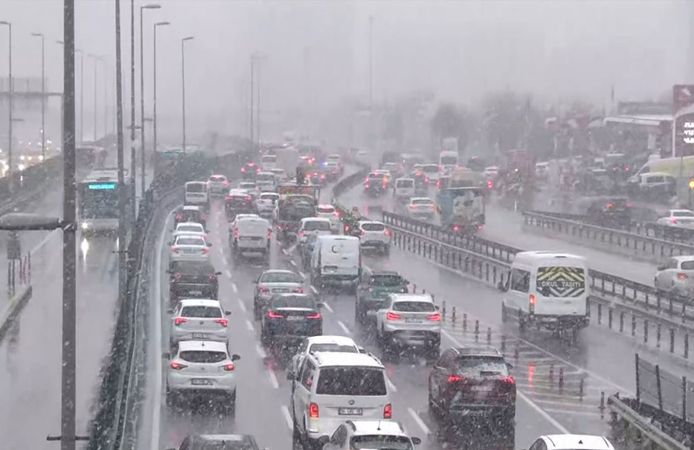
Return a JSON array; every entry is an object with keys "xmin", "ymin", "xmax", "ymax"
[
  {"xmin": 383, "ymin": 403, "xmax": 392, "ymax": 419},
  {"xmin": 201, "ymin": 247, "xmax": 209, "ymax": 255},
  {"xmin": 223, "ymin": 362, "xmax": 235, "ymax": 371},
  {"xmin": 170, "ymin": 361, "xmax": 188, "ymax": 370},
  {"xmin": 502, "ymin": 375, "xmax": 516, "ymax": 384},
  {"xmin": 677, "ymin": 272, "xmax": 688, "ymax": 281},
  {"xmin": 267, "ymin": 310, "xmax": 284, "ymax": 319},
  {"xmin": 259, "ymin": 287, "xmax": 270, "ymax": 294},
  {"xmin": 174, "ymin": 317, "xmax": 187, "ymax": 326},
  {"xmin": 215, "ymin": 318, "xmax": 229, "ymax": 327},
  {"xmin": 529, "ymin": 294, "xmax": 536, "ymax": 313},
  {"xmin": 174, "ymin": 272, "xmax": 182, "ymax": 281},
  {"xmin": 386, "ymin": 311, "xmax": 402, "ymax": 321},
  {"xmin": 309, "ymin": 402, "xmax": 319, "ymax": 418},
  {"xmin": 448, "ymin": 374, "xmax": 463, "ymax": 383},
  {"xmin": 306, "ymin": 312, "xmax": 321, "ymax": 319},
  {"xmin": 427, "ymin": 312, "xmax": 441, "ymax": 321},
  {"xmin": 171, "ymin": 246, "xmax": 180, "ymax": 254},
  {"xmin": 487, "ymin": 179, "xmax": 494, "ymax": 189},
  {"xmin": 384, "ymin": 229, "xmax": 392, "ymax": 237},
  {"xmin": 293, "ymin": 287, "xmax": 304, "ymax": 293},
  {"xmin": 452, "ymin": 225, "xmax": 461, "ymax": 232},
  {"xmin": 175, "ymin": 213, "xmax": 183, "ymax": 221},
  {"xmin": 671, "ymin": 218, "xmax": 678, "ymax": 225},
  {"xmin": 208, "ymin": 273, "xmax": 217, "ymax": 281}
]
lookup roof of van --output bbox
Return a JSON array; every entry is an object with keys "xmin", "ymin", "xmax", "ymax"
[
  {"xmin": 312, "ymin": 351, "xmax": 383, "ymax": 369},
  {"xmin": 514, "ymin": 251, "xmax": 586, "ymax": 264},
  {"xmin": 317, "ymin": 235, "xmax": 359, "ymax": 242}
]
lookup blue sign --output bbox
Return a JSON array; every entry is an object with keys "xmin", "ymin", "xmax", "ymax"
[{"xmin": 88, "ymin": 182, "xmax": 117, "ymax": 190}]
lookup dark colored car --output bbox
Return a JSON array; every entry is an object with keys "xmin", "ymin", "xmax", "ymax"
[
  {"xmin": 260, "ymin": 293, "xmax": 322, "ymax": 346},
  {"xmin": 428, "ymin": 346, "xmax": 515, "ymax": 435},
  {"xmin": 308, "ymin": 170, "xmax": 327, "ymax": 186},
  {"xmin": 225, "ymin": 191, "xmax": 256, "ymax": 220},
  {"xmin": 177, "ymin": 434, "xmax": 260, "ymax": 450},
  {"xmin": 583, "ymin": 196, "xmax": 632, "ymax": 229},
  {"xmin": 241, "ymin": 161, "xmax": 259, "ymax": 180},
  {"xmin": 169, "ymin": 261, "xmax": 221, "ymax": 303},
  {"xmin": 355, "ymin": 271, "xmax": 408, "ymax": 325},
  {"xmin": 413, "ymin": 171, "xmax": 430, "ymax": 195},
  {"xmin": 173, "ymin": 206, "xmax": 207, "ymax": 230},
  {"xmin": 364, "ymin": 173, "xmax": 388, "ymax": 197}
]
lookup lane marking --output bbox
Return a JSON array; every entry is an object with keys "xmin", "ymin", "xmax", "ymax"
[
  {"xmin": 386, "ymin": 376, "xmax": 397, "ymax": 393},
  {"xmin": 222, "ymin": 256, "xmax": 229, "ymax": 266},
  {"xmin": 322, "ymin": 302, "xmax": 334, "ymax": 313},
  {"xmin": 267, "ymin": 369, "xmax": 279, "ymax": 389},
  {"xmin": 289, "ymin": 260, "xmax": 297, "ymax": 268},
  {"xmin": 310, "ymin": 286, "xmax": 318, "ymax": 295},
  {"xmin": 245, "ymin": 319, "xmax": 254, "ymax": 332},
  {"xmin": 237, "ymin": 298, "xmax": 247, "ymax": 313},
  {"xmin": 337, "ymin": 320, "xmax": 351, "ymax": 335},
  {"xmin": 442, "ymin": 328, "xmax": 570, "ymax": 434},
  {"xmin": 225, "ymin": 269, "xmax": 232, "ymax": 279},
  {"xmin": 255, "ymin": 343, "xmax": 267, "ymax": 358},
  {"xmin": 407, "ymin": 407, "xmax": 431, "ymax": 435},
  {"xmin": 231, "ymin": 283, "xmax": 238, "ymax": 294},
  {"xmin": 299, "ymin": 271, "xmax": 306, "ymax": 280},
  {"xmin": 280, "ymin": 405, "xmax": 293, "ymax": 431}
]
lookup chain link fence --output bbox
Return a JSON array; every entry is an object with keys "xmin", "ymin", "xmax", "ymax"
[{"xmin": 636, "ymin": 353, "xmax": 694, "ymax": 424}]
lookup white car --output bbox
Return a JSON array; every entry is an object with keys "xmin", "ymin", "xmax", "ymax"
[
  {"xmin": 289, "ymin": 335, "xmax": 362, "ymax": 379},
  {"xmin": 393, "ymin": 177, "xmax": 415, "ymax": 202},
  {"xmin": 407, "ymin": 197, "xmax": 436, "ymax": 220},
  {"xmin": 172, "ymin": 222, "xmax": 207, "ymax": 240},
  {"xmin": 298, "ymin": 217, "xmax": 333, "ymax": 244},
  {"xmin": 321, "ymin": 420, "xmax": 421, "ymax": 450},
  {"xmin": 655, "ymin": 209, "xmax": 694, "ymax": 228},
  {"xmin": 528, "ymin": 434, "xmax": 615, "ymax": 450},
  {"xmin": 375, "ymin": 293, "xmax": 441, "ymax": 357},
  {"xmin": 256, "ymin": 192, "xmax": 279, "ymax": 218},
  {"xmin": 169, "ymin": 299, "xmax": 231, "ymax": 345},
  {"xmin": 655, "ymin": 255, "xmax": 694, "ymax": 295},
  {"xmin": 169, "ymin": 234, "xmax": 211, "ymax": 265},
  {"xmin": 238, "ymin": 181, "xmax": 258, "ymax": 192},
  {"xmin": 483, "ymin": 166, "xmax": 499, "ymax": 179},
  {"xmin": 229, "ymin": 214, "xmax": 261, "ymax": 235},
  {"xmin": 357, "ymin": 220, "xmax": 392, "ymax": 255},
  {"xmin": 184, "ymin": 181, "xmax": 209, "ymax": 207},
  {"xmin": 207, "ymin": 174, "xmax": 229, "ymax": 195},
  {"xmin": 316, "ymin": 204, "xmax": 341, "ymax": 231},
  {"xmin": 255, "ymin": 171, "xmax": 277, "ymax": 192},
  {"xmin": 253, "ymin": 269, "xmax": 304, "ymax": 320},
  {"xmin": 420, "ymin": 163, "xmax": 440, "ymax": 183},
  {"xmin": 166, "ymin": 340, "xmax": 241, "ymax": 411}
]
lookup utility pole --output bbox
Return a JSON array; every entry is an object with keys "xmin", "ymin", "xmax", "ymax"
[
  {"xmin": 31, "ymin": 33, "xmax": 46, "ymax": 162},
  {"xmin": 181, "ymin": 36, "xmax": 194, "ymax": 153},
  {"xmin": 129, "ymin": 0, "xmax": 137, "ymax": 223},
  {"xmin": 249, "ymin": 57, "xmax": 254, "ymax": 149},
  {"xmin": 0, "ymin": 21, "xmax": 13, "ymax": 194},
  {"xmin": 368, "ymin": 15, "xmax": 374, "ymax": 149},
  {"xmin": 140, "ymin": 4, "xmax": 162, "ymax": 197},
  {"xmin": 153, "ymin": 21, "xmax": 169, "ymax": 154},
  {"xmin": 115, "ymin": 0, "xmax": 127, "ymax": 304}
]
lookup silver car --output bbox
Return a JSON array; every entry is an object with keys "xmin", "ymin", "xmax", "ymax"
[
  {"xmin": 375, "ymin": 293, "xmax": 441, "ymax": 357},
  {"xmin": 655, "ymin": 256, "xmax": 694, "ymax": 296},
  {"xmin": 253, "ymin": 269, "xmax": 304, "ymax": 320},
  {"xmin": 169, "ymin": 234, "xmax": 211, "ymax": 266},
  {"xmin": 166, "ymin": 340, "xmax": 241, "ymax": 412},
  {"xmin": 169, "ymin": 299, "xmax": 231, "ymax": 346}
]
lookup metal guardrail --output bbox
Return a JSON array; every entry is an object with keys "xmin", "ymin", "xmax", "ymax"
[{"xmin": 522, "ymin": 210, "xmax": 694, "ymax": 260}]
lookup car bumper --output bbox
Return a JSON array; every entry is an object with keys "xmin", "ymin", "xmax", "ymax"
[
  {"xmin": 382, "ymin": 328, "xmax": 440, "ymax": 346},
  {"xmin": 167, "ymin": 372, "xmax": 236, "ymax": 393},
  {"xmin": 528, "ymin": 314, "xmax": 589, "ymax": 329}
]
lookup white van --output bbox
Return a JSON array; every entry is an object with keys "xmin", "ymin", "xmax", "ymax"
[
  {"xmin": 310, "ymin": 235, "xmax": 361, "ymax": 294},
  {"xmin": 393, "ymin": 178, "xmax": 415, "ymax": 203},
  {"xmin": 500, "ymin": 251, "xmax": 589, "ymax": 332},
  {"xmin": 230, "ymin": 217, "xmax": 272, "ymax": 260},
  {"xmin": 289, "ymin": 351, "xmax": 392, "ymax": 448},
  {"xmin": 184, "ymin": 181, "xmax": 209, "ymax": 208},
  {"xmin": 261, "ymin": 153, "xmax": 278, "ymax": 171}
]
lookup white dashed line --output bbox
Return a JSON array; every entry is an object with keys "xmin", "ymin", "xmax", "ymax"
[
  {"xmin": 322, "ymin": 302, "xmax": 333, "ymax": 313},
  {"xmin": 407, "ymin": 407, "xmax": 431, "ymax": 435},
  {"xmin": 222, "ymin": 256, "xmax": 229, "ymax": 266},
  {"xmin": 337, "ymin": 320, "xmax": 351, "ymax": 335},
  {"xmin": 386, "ymin": 376, "xmax": 397, "ymax": 393},
  {"xmin": 310, "ymin": 286, "xmax": 318, "ymax": 295},
  {"xmin": 255, "ymin": 343, "xmax": 266, "ymax": 358},
  {"xmin": 299, "ymin": 271, "xmax": 306, "ymax": 280},
  {"xmin": 237, "ymin": 298, "xmax": 247, "ymax": 313},
  {"xmin": 231, "ymin": 283, "xmax": 238, "ymax": 294},
  {"xmin": 267, "ymin": 369, "xmax": 279, "ymax": 389},
  {"xmin": 280, "ymin": 405, "xmax": 293, "ymax": 431},
  {"xmin": 289, "ymin": 260, "xmax": 297, "ymax": 268},
  {"xmin": 225, "ymin": 270, "xmax": 232, "ymax": 278},
  {"xmin": 281, "ymin": 248, "xmax": 289, "ymax": 256},
  {"xmin": 245, "ymin": 319, "xmax": 254, "ymax": 332}
]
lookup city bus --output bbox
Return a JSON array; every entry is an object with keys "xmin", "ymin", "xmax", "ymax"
[{"xmin": 77, "ymin": 168, "xmax": 132, "ymax": 236}]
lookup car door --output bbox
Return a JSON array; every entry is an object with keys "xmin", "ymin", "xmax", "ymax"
[
  {"xmin": 430, "ymin": 349, "xmax": 456, "ymax": 406},
  {"xmin": 657, "ymin": 258, "xmax": 676, "ymax": 288},
  {"xmin": 293, "ymin": 359, "xmax": 316, "ymax": 431},
  {"xmin": 376, "ymin": 296, "xmax": 394, "ymax": 330}
]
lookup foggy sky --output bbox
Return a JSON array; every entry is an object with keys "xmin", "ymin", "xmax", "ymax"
[{"xmin": 1, "ymin": 0, "xmax": 692, "ymax": 144}]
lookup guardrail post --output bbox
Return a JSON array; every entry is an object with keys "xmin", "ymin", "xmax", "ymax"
[
  {"xmin": 684, "ymin": 333, "xmax": 689, "ymax": 359},
  {"xmin": 682, "ymin": 376, "xmax": 687, "ymax": 421},
  {"xmin": 558, "ymin": 367, "xmax": 564, "ymax": 390},
  {"xmin": 608, "ymin": 308, "xmax": 613, "ymax": 329},
  {"xmin": 501, "ymin": 335, "xmax": 506, "ymax": 351},
  {"xmin": 670, "ymin": 329, "xmax": 675, "ymax": 353},
  {"xmin": 655, "ymin": 364, "xmax": 663, "ymax": 411},
  {"xmin": 619, "ymin": 312, "xmax": 624, "ymax": 333},
  {"xmin": 474, "ymin": 320, "xmax": 479, "ymax": 342},
  {"xmin": 632, "ymin": 315, "xmax": 636, "ymax": 337},
  {"xmin": 656, "ymin": 323, "xmax": 661, "ymax": 349},
  {"xmin": 597, "ymin": 303, "xmax": 602, "ymax": 325},
  {"xmin": 644, "ymin": 320, "xmax": 649, "ymax": 344},
  {"xmin": 549, "ymin": 364, "xmax": 554, "ymax": 383},
  {"xmin": 451, "ymin": 306, "xmax": 456, "ymax": 323},
  {"xmin": 514, "ymin": 345, "xmax": 519, "ymax": 361},
  {"xmin": 462, "ymin": 313, "xmax": 467, "ymax": 332},
  {"xmin": 599, "ymin": 391, "xmax": 605, "ymax": 416},
  {"xmin": 579, "ymin": 377, "xmax": 584, "ymax": 400},
  {"xmin": 486, "ymin": 327, "xmax": 492, "ymax": 344},
  {"xmin": 441, "ymin": 300, "xmax": 446, "ymax": 318}
]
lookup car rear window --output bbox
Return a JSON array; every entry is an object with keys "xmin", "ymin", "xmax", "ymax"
[
  {"xmin": 181, "ymin": 306, "xmax": 222, "ymax": 318},
  {"xmin": 179, "ymin": 351, "xmax": 226, "ymax": 363},
  {"xmin": 262, "ymin": 155, "xmax": 277, "ymax": 162},
  {"xmin": 422, "ymin": 165, "xmax": 438, "ymax": 173},
  {"xmin": 209, "ymin": 175, "xmax": 226, "ymax": 182},
  {"xmin": 393, "ymin": 301, "xmax": 435, "ymax": 312},
  {"xmin": 260, "ymin": 194, "xmax": 279, "ymax": 200},
  {"xmin": 171, "ymin": 261, "xmax": 214, "ymax": 274},
  {"xmin": 350, "ymin": 436, "xmax": 413, "ymax": 450},
  {"xmin": 361, "ymin": 223, "xmax": 385, "ymax": 231},
  {"xmin": 673, "ymin": 211, "xmax": 694, "ymax": 217},
  {"xmin": 176, "ymin": 237, "xmax": 205, "ymax": 246},
  {"xmin": 186, "ymin": 183, "xmax": 206, "ymax": 192},
  {"xmin": 272, "ymin": 295, "xmax": 316, "ymax": 309},
  {"xmin": 396, "ymin": 179, "xmax": 414, "ymax": 187},
  {"xmin": 411, "ymin": 198, "xmax": 433, "ymax": 205},
  {"xmin": 368, "ymin": 173, "xmax": 385, "ymax": 179},
  {"xmin": 316, "ymin": 367, "xmax": 386, "ymax": 395},
  {"xmin": 261, "ymin": 272, "xmax": 301, "ymax": 283},
  {"xmin": 237, "ymin": 220, "xmax": 268, "ymax": 232},
  {"xmin": 198, "ymin": 441, "xmax": 256, "ymax": 450},
  {"xmin": 317, "ymin": 206, "xmax": 335, "ymax": 214},
  {"xmin": 177, "ymin": 225, "xmax": 202, "ymax": 233},
  {"xmin": 371, "ymin": 275, "xmax": 404, "ymax": 286},
  {"xmin": 304, "ymin": 221, "xmax": 331, "ymax": 231},
  {"xmin": 456, "ymin": 356, "xmax": 509, "ymax": 377},
  {"xmin": 309, "ymin": 344, "xmax": 358, "ymax": 353},
  {"xmin": 681, "ymin": 261, "xmax": 694, "ymax": 270}
]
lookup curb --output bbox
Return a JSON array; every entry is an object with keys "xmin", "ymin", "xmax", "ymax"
[{"xmin": 0, "ymin": 285, "xmax": 33, "ymax": 342}]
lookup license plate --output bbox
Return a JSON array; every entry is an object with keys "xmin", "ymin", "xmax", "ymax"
[
  {"xmin": 192, "ymin": 333, "xmax": 208, "ymax": 339},
  {"xmin": 338, "ymin": 408, "xmax": 363, "ymax": 416},
  {"xmin": 471, "ymin": 385, "xmax": 493, "ymax": 392},
  {"xmin": 287, "ymin": 316, "xmax": 304, "ymax": 321},
  {"xmin": 274, "ymin": 288, "xmax": 289, "ymax": 293},
  {"xmin": 405, "ymin": 318, "xmax": 423, "ymax": 323},
  {"xmin": 191, "ymin": 378, "xmax": 212, "ymax": 386},
  {"xmin": 188, "ymin": 290, "xmax": 202, "ymax": 295}
]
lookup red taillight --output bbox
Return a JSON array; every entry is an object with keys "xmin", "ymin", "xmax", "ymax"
[
  {"xmin": 259, "ymin": 287, "xmax": 270, "ymax": 294},
  {"xmin": 427, "ymin": 312, "xmax": 441, "ymax": 321},
  {"xmin": 208, "ymin": 273, "xmax": 217, "ymax": 281},
  {"xmin": 487, "ymin": 179, "xmax": 494, "ymax": 189},
  {"xmin": 215, "ymin": 318, "xmax": 229, "ymax": 327},
  {"xmin": 452, "ymin": 225, "xmax": 460, "ymax": 232},
  {"xmin": 175, "ymin": 213, "xmax": 183, "ymax": 221},
  {"xmin": 170, "ymin": 361, "xmax": 188, "ymax": 370},
  {"xmin": 267, "ymin": 310, "xmax": 283, "ymax": 319},
  {"xmin": 201, "ymin": 247, "xmax": 209, "ymax": 255},
  {"xmin": 174, "ymin": 317, "xmax": 187, "ymax": 326},
  {"xmin": 386, "ymin": 311, "xmax": 402, "ymax": 321},
  {"xmin": 671, "ymin": 218, "xmax": 678, "ymax": 225},
  {"xmin": 223, "ymin": 362, "xmax": 235, "ymax": 371},
  {"xmin": 306, "ymin": 312, "xmax": 321, "ymax": 319},
  {"xmin": 502, "ymin": 375, "xmax": 516, "ymax": 385},
  {"xmin": 293, "ymin": 287, "xmax": 304, "ymax": 293},
  {"xmin": 384, "ymin": 229, "xmax": 392, "ymax": 237},
  {"xmin": 677, "ymin": 272, "xmax": 688, "ymax": 281},
  {"xmin": 309, "ymin": 402, "xmax": 319, "ymax": 418},
  {"xmin": 383, "ymin": 403, "xmax": 392, "ymax": 419},
  {"xmin": 448, "ymin": 374, "xmax": 463, "ymax": 383},
  {"xmin": 529, "ymin": 294, "xmax": 536, "ymax": 314},
  {"xmin": 174, "ymin": 272, "xmax": 182, "ymax": 281},
  {"xmin": 171, "ymin": 246, "xmax": 180, "ymax": 254}
]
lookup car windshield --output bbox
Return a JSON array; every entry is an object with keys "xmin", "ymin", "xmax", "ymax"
[
  {"xmin": 177, "ymin": 225, "xmax": 203, "ymax": 233},
  {"xmin": 316, "ymin": 367, "xmax": 386, "ymax": 395},
  {"xmin": 392, "ymin": 301, "xmax": 434, "ymax": 312},
  {"xmin": 421, "ymin": 165, "xmax": 438, "ymax": 173},
  {"xmin": 181, "ymin": 306, "xmax": 222, "ymax": 318},
  {"xmin": 179, "ymin": 351, "xmax": 227, "ymax": 363},
  {"xmin": 350, "ymin": 436, "xmax": 413, "ymax": 450},
  {"xmin": 187, "ymin": 183, "xmax": 206, "ymax": 192},
  {"xmin": 456, "ymin": 357, "xmax": 509, "ymax": 377},
  {"xmin": 396, "ymin": 180, "xmax": 414, "ymax": 187},
  {"xmin": 303, "ymin": 220, "xmax": 331, "ymax": 231},
  {"xmin": 361, "ymin": 223, "xmax": 385, "ymax": 231},
  {"xmin": 681, "ymin": 261, "xmax": 694, "ymax": 270},
  {"xmin": 317, "ymin": 206, "xmax": 335, "ymax": 214},
  {"xmin": 272, "ymin": 295, "xmax": 315, "ymax": 309},
  {"xmin": 673, "ymin": 211, "xmax": 694, "ymax": 217},
  {"xmin": 309, "ymin": 343, "xmax": 358, "ymax": 353},
  {"xmin": 261, "ymin": 272, "xmax": 301, "ymax": 283},
  {"xmin": 176, "ymin": 237, "xmax": 205, "ymax": 246}
]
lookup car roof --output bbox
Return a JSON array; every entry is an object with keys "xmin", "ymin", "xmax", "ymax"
[
  {"xmin": 186, "ymin": 181, "xmax": 206, "ymax": 185},
  {"xmin": 671, "ymin": 255, "xmax": 694, "ymax": 262},
  {"xmin": 176, "ymin": 222, "xmax": 204, "ymax": 228},
  {"xmin": 182, "ymin": 205, "xmax": 200, "ymax": 211},
  {"xmin": 177, "ymin": 340, "xmax": 228, "ymax": 352},
  {"xmin": 452, "ymin": 345, "xmax": 504, "ymax": 358},
  {"xmin": 346, "ymin": 420, "xmax": 407, "ymax": 436},
  {"xmin": 262, "ymin": 269, "xmax": 296, "ymax": 275},
  {"xmin": 306, "ymin": 335, "xmax": 357, "ymax": 347},
  {"xmin": 410, "ymin": 197, "xmax": 432, "ymax": 202},
  {"xmin": 301, "ymin": 217, "xmax": 331, "ymax": 223},
  {"xmin": 175, "ymin": 234, "xmax": 205, "ymax": 242},
  {"xmin": 370, "ymin": 270, "xmax": 401, "ymax": 277},
  {"xmin": 541, "ymin": 434, "xmax": 614, "ymax": 450},
  {"xmin": 311, "ymin": 351, "xmax": 384, "ymax": 368},
  {"xmin": 209, "ymin": 174, "xmax": 227, "ymax": 179},
  {"xmin": 317, "ymin": 204, "xmax": 335, "ymax": 209},
  {"xmin": 178, "ymin": 299, "xmax": 221, "ymax": 308},
  {"xmin": 359, "ymin": 220, "xmax": 384, "ymax": 225},
  {"xmin": 389, "ymin": 293, "xmax": 434, "ymax": 303}
]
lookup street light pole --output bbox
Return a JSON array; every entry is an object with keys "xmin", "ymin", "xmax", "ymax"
[
  {"xmin": 115, "ymin": 0, "xmax": 127, "ymax": 304},
  {"xmin": 0, "ymin": 21, "xmax": 13, "ymax": 194},
  {"xmin": 87, "ymin": 54, "xmax": 100, "ymax": 142},
  {"xmin": 181, "ymin": 36, "xmax": 194, "ymax": 153},
  {"xmin": 129, "ymin": 0, "xmax": 137, "ymax": 223},
  {"xmin": 31, "ymin": 33, "xmax": 46, "ymax": 162},
  {"xmin": 153, "ymin": 21, "xmax": 170, "ymax": 154},
  {"xmin": 60, "ymin": 40, "xmax": 82, "ymax": 145},
  {"xmin": 140, "ymin": 4, "xmax": 161, "ymax": 197}
]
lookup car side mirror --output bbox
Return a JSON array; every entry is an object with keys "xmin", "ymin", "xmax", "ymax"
[
  {"xmin": 207, "ymin": 242, "xmax": 213, "ymax": 247},
  {"xmin": 358, "ymin": 346, "xmax": 366, "ymax": 353},
  {"xmin": 225, "ymin": 310, "xmax": 232, "ymax": 316},
  {"xmin": 215, "ymin": 271, "xmax": 222, "ymax": 275},
  {"xmin": 231, "ymin": 354, "xmax": 241, "ymax": 361},
  {"xmin": 507, "ymin": 362, "xmax": 514, "ymax": 370},
  {"xmin": 412, "ymin": 437, "xmax": 422, "ymax": 445}
]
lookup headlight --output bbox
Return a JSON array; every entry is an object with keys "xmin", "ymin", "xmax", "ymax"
[{"xmin": 81, "ymin": 222, "xmax": 90, "ymax": 230}]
